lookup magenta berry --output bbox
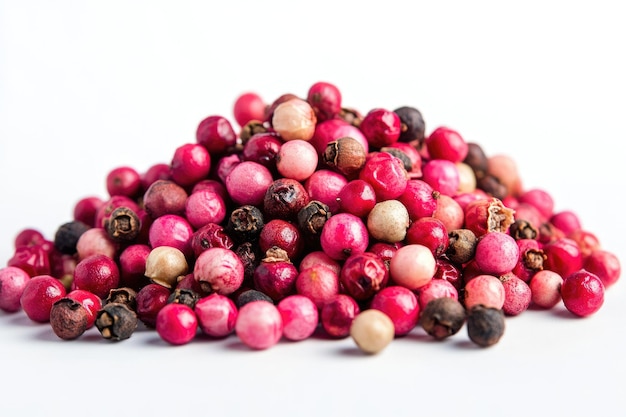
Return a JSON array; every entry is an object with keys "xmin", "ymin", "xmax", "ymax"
[
  {"xmin": 529, "ymin": 270, "xmax": 563, "ymax": 309},
  {"xmin": 340, "ymin": 252, "xmax": 388, "ymax": 301},
  {"xmin": 518, "ymin": 188, "xmax": 554, "ymax": 221},
  {"xmin": 148, "ymin": 214, "xmax": 193, "ymax": 258},
  {"xmin": 463, "ymin": 274, "xmax": 506, "ymax": 310},
  {"xmin": 170, "ymin": 143, "xmax": 211, "ymax": 187},
  {"xmin": 263, "ymin": 178, "xmax": 310, "ymax": 221},
  {"xmin": 550, "ymin": 210, "xmax": 582, "ymax": 236},
  {"xmin": 7, "ymin": 245, "xmax": 50, "ymax": 277},
  {"xmin": 425, "ymin": 126, "xmax": 468, "ymax": 162},
  {"xmin": 421, "ymin": 159, "xmax": 460, "ymax": 197},
  {"xmin": 359, "ymin": 152, "xmax": 408, "ymax": 201},
  {"xmin": 277, "ymin": 295, "xmax": 319, "ymax": 341},
  {"xmin": 196, "ymin": 115, "xmax": 237, "ymax": 155},
  {"xmin": 405, "ymin": 217, "xmax": 449, "ymax": 257},
  {"xmin": 433, "ymin": 194, "xmax": 465, "ymax": 232},
  {"xmin": 119, "ymin": 244, "xmax": 151, "ymax": 290},
  {"xmin": 72, "ymin": 254, "xmax": 120, "ymax": 299},
  {"xmin": 242, "ymin": 133, "xmax": 283, "ymax": 170},
  {"xmin": 194, "ymin": 293, "xmax": 238, "ymax": 338},
  {"xmin": 185, "ymin": 189, "xmax": 227, "ymax": 229},
  {"xmin": 561, "ymin": 270, "xmax": 605, "ymax": 317},
  {"xmin": 0, "ymin": 266, "xmax": 31, "ymax": 312},
  {"xmin": 66, "ymin": 289, "xmax": 102, "ymax": 328},
  {"xmin": 75, "ymin": 227, "xmax": 117, "ymax": 261},
  {"xmin": 276, "ymin": 139, "xmax": 318, "ymax": 181},
  {"xmin": 136, "ymin": 283, "xmax": 171, "ymax": 328},
  {"xmin": 20, "ymin": 275, "xmax": 66, "ymax": 323},
  {"xmin": 225, "ymin": 161, "xmax": 274, "ymax": 206},
  {"xmin": 337, "ymin": 179, "xmax": 377, "ymax": 218},
  {"xmin": 464, "ymin": 197, "xmax": 515, "ymax": 237},
  {"xmin": 583, "ymin": 249, "xmax": 621, "ymax": 288},
  {"xmin": 417, "ymin": 278, "xmax": 459, "ymax": 310},
  {"xmin": 253, "ymin": 255, "xmax": 299, "ymax": 302},
  {"xmin": 321, "ymin": 294, "xmax": 360, "ymax": 338},
  {"xmin": 259, "ymin": 219, "xmax": 304, "ymax": 261},
  {"xmin": 73, "ymin": 197, "xmax": 104, "ymax": 228},
  {"xmin": 191, "ymin": 223, "xmax": 234, "ymax": 257},
  {"xmin": 193, "ymin": 247, "xmax": 244, "ymax": 295},
  {"xmin": 295, "ymin": 265, "xmax": 340, "ymax": 309},
  {"xmin": 307, "ymin": 81, "xmax": 342, "ymax": 122},
  {"xmin": 141, "ymin": 163, "xmax": 171, "ymax": 190},
  {"xmin": 389, "ymin": 244, "xmax": 436, "ymax": 290},
  {"xmin": 14, "ymin": 228, "xmax": 46, "ymax": 249},
  {"xmin": 236, "ymin": 300, "xmax": 283, "ymax": 350},
  {"xmin": 500, "ymin": 273, "xmax": 532, "ymax": 316},
  {"xmin": 543, "ymin": 237, "xmax": 583, "ymax": 278},
  {"xmin": 474, "ymin": 232, "xmax": 519, "ymax": 276},
  {"xmin": 359, "ymin": 108, "xmax": 401, "ymax": 148},
  {"xmin": 320, "ymin": 213, "xmax": 369, "ymax": 261},
  {"xmin": 233, "ymin": 92, "xmax": 266, "ymax": 127},
  {"xmin": 311, "ymin": 118, "xmax": 369, "ymax": 157},
  {"xmin": 143, "ymin": 179, "xmax": 188, "ymax": 219},
  {"xmin": 398, "ymin": 179, "xmax": 438, "ymax": 220},
  {"xmin": 156, "ymin": 303, "xmax": 198, "ymax": 345},
  {"xmin": 304, "ymin": 169, "xmax": 348, "ymax": 214},
  {"xmin": 299, "ymin": 251, "xmax": 341, "ymax": 276},
  {"xmin": 370, "ymin": 286, "xmax": 420, "ymax": 336},
  {"xmin": 106, "ymin": 166, "xmax": 141, "ymax": 198}
]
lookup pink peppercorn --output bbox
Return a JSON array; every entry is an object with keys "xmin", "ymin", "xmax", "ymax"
[
  {"xmin": 141, "ymin": 163, "xmax": 172, "ymax": 190},
  {"xmin": 156, "ymin": 303, "xmax": 198, "ymax": 345},
  {"xmin": 253, "ymin": 256, "xmax": 299, "ymax": 302},
  {"xmin": 76, "ymin": 227, "xmax": 118, "ymax": 260},
  {"xmin": 370, "ymin": 286, "xmax": 420, "ymax": 336},
  {"xmin": 95, "ymin": 195, "xmax": 141, "ymax": 229},
  {"xmin": 185, "ymin": 189, "xmax": 227, "ymax": 229},
  {"xmin": 66, "ymin": 289, "xmax": 102, "ymax": 328},
  {"xmin": 310, "ymin": 119, "xmax": 369, "ymax": 157},
  {"xmin": 426, "ymin": 126, "xmax": 469, "ymax": 162},
  {"xmin": 542, "ymin": 237, "xmax": 583, "ymax": 278},
  {"xmin": 398, "ymin": 179, "xmax": 438, "ymax": 220},
  {"xmin": 405, "ymin": 217, "xmax": 449, "ymax": 257},
  {"xmin": 474, "ymin": 232, "xmax": 519, "ymax": 276},
  {"xmin": 170, "ymin": 143, "xmax": 211, "ymax": 187},
  {"xmin": 463, "ymin": 274, "xmax": 505, "ymax": 310},
  {"xmin": 193, "ymin": 247, "xmax": 244, "ymax": 296},
  {"xmin": 7, "ymin": 245, "xmax": 51, "ymax": 277},
  {"xmin": 340, "ymin": 252, "xmax": 389, "ymax": 301},
  {"xmin": 118, "ymin": 244, "xmax": 151, "ymax": 290},
  {"xmin": 550, "ymin": 210, "xmax": 582, "ymax": 235},
  {"xmin": 236, "ymin": 300, "xmax": 284, "ymax": 350},
  {"xmin": 106, "ymin": 166, "xmax": 142, "ymax": 198},
  {"xmin": 432, "ymin": 194, "xmax": 465, "ymax": 232},
  {"xmin": 20, "ymin": 275, "xmax": 67, "ymax": 323},
  {"xmin": 359, "ymin": 152, "xmax": 408, "ymax": 201},
  {"xmin": 72, "ymin": 254, "xmax": 120, "ymax": 299},
  {"xmin": 142, "ymin": 179, "xmax": 188, "ymax": 219},
  {"xmin": 0, "ymin": 266, "xmax": 31, "ymax": 312},
  {"xmin": 389, "ymin": 244, "xmax": 436, "ymax": 290},
  {"xmin": 583, "ymin": 249, "xmax": 621, "ymax": 288},
  {"xmin": 295, "ymin": 265, "xmax": 340, "ymax": 309},
  {"xmin": 561, "ymin": 270, "xmax": 605, "ymax": 317},
  {"xmin": 196, "ymin": 115, "xmax": 237, "ymax": 156},
  {"xmin": 194, "ymin": 293, "xmax": 238, "ymax": 338},
  {"xmin": 500, "ymin": 273, "xmax": 532, "ymax": 316},
  {"xmin": 276, "ymin": 139, "xmax": 318, "ymax": 181},
  {"xmin": 299, "ymin": 251, "xmax": 342, "ymax": 276},
  {"xmin": 529, "ymin": 270, "xmax": 563, "ymax": 309},
  {"xmin": 421, "ymin": 159, "xmax": 460, "ymax": 197},
  {"xmin": 321, "ymin": 294, "xmax": 360, "ymax": 338},
  {"xmin": 320, "ymin": 213, "xmax": 369, "ymax": 261},
  {"xmin": 518, "ymin": 188, "xmax": 554, "ymax": 221},
  {"xmin": 258, "ymin": 219, "xmax": 304, "ymax": 261},
  {"xmin": 225, "ymin": 161, "xmax": 274, "ymax": 206},
  {"xmin": 337, "ymin": 179, "xmax": 377, "ymax": 218},
  {"xmin": 73, "ymin": 196, "xmax": 104, "ymax": 228},
  {"xmin": 307, "ymin": 81, "xmax": 342, "ymax": 122},
  {"xmin": 277, "ymin": 295, "xmax": 319, "ymax": 341},
  {"xmin": 417, "ymin": 278, "xmax": 459, "ymax": 310},
  {"xmin": 233, "ymin": 92, "xmax": 266, "ymax": 127},
  {"xmin": 359, "ymin": 108, "xmax": 402, "ymax": 148},
  {"xmin": 148, "ymin": 214, "xmax": 194, "ymax": 258},
  {"xmin": 305, "ymin": 169, "xmax": 348, "ymax": 214},
  {"xmin": 136, "ymin": 283, "xmax": 172, "ymax": 328}
]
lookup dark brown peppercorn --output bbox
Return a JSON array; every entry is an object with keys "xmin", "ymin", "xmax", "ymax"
[
  {"xmin": 227, "ymin": 205, "xmax": 265, "ymax": 243},
  {"xmin": 419, "ymin": 297, "xmax": 466, "ymax": 340},
  {"xmin": 53, "ymin": 220, "xmax": 91, "ymax": 255},
  {"xmin": 297, "ymin": 200, "xmax": 331, "ymax": 236},
  {"xmin": 477, "ymin": 175, "xmax": 508, "ymax": 200},
  {"xmin": 105, "ymin": 287, "xmax": 138, "ymax": 311},
  {"xmin": 446, "ymin": 229, "xmax": 477, "ymax": 265},
  {"xmin": 338, "ymin": 107, "xmax": 363, "ymax": 127},
  {"xmin": 105, "ymin": 207, "xmax": 141, "ymax": 242},
  {"xmin": 509, "ymin": 219, "xmax": 538, "ymax": 240},
  {"xmin": 522, "ymin": 248, "xmax": 546, "ymax": 271},
  {"xmin": 466, "ymin": 305, "xmax": 506, "ymax": 347},
  {"xmin": 263, "ymin": 178, "xmax": 310, "ymax": 220},
  {"xmin": 50, "ymin": 298, "xmax": 89, "ymax": 340},
  {"xmin": 236, "ymin": 289, "xmax": 274, "ymax": 308},
  {"xmin": 322, "ymin": 137, "xmax": 366, "ymax": 177},
  {"xmin": 393, "ymin": 106, "xmax": 426, "ymax": 145},
  {"xmin": 95, "ymin": 303, "xmax": 138, "ymax": 341},
  {"xmin": 239, "ymin": 120, "xmax": 268, "ymax": 145},
  {"xmin": 167, "ymin": 288, "xmax": 200, "ymax": 309},
  {"xmin": 463, "ymin": 142, "xmax": 489, "ymax": 179},
  {"xmin": 380, "ymin": 147, "xmax": 412, "ymax": 172},
  {"xmin": 234, "ymin": 242, "xmax": 260, "ymax": 285}
]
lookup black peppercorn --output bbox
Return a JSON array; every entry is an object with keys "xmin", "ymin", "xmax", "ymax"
[
  {"xmin": 105, "ymin": 287, "xmax": 138, "ymax": 311},
  {"xmin": 236, "ymin": 289, "xmax": 274, "ymax": 308},
  {"xmin": 239, "ymin": 120, "xmax": 268, "ymax": 145},
  {"xmin": 419, "ymin": 297, "xmax": 467, "ymax": 340},
  {"xmin": 297, "ymin": 200, "xmax": 331, "ymax": 237},
  {"xmin": 49, "ymin": 298, "xmax": 89, "ymax": 340},
  {"xmin": 226, "ymin": 205, "xmax": 265, "ymax": 243},
  {"xmin": 262, "ymin": 178, "xmax": 310, "ymax": 220},
  {"xmin": 393, "ymin": 106, "xmax": 426, "ymax": 145},
  {"xmin": 466, "ymin": 305, "xmax": 506, "ymax": 347},
  {"xmin": 105, "ymin": 206, "xmax": 141, "ymax": 242},
  {"xmin": 463, "ymin": 142, "xmax": 489, "ymax": 179},
  {"xmin": 446, "ymin": 229, "xmax": 477, "ymax": 265},
  {"xmin": 477, "ymin": 175, "xmax": 508, "ymax": 200},
  {"xmin": 53, "ymin": 220, "xmax": 91, "ymax": 255},
  {"xmin": 167, "ymin": 288, "xmax": 200, "ymax": 309},
  {"xmin": 95, "ymin": 302, "xmax": 138, "ymax": 341},
  {"xmin": 509, "ymin": 219, "xmax": 538, "ymax": 240},
  {"xmin": 322, "ymin": 137, "xmax": 366, "ymax": 177},
  {"xmin": 234, "ymin": 242, "xmax": 260, "ymax": 285}
]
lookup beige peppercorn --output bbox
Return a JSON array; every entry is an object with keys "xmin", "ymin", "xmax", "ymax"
[
  {"xmin": 145, "ymin": 246, "xmax": 188, "ymax": 288},
  {"xmin": 350, "ymin": 309, "xmax": 395, "ymax": 354}
]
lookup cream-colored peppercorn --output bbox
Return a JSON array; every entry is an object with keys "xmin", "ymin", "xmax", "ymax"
[
  {"xmin": 145, "ymin": 246, "xmax": 188, "ymax": 288},
  {"xmin": 350, "ymin": 309, "xmax": 395, "ymax": 354},
  {"xmin": 366, "ymin": 200, "xmax": 409, "ymax": 243}
]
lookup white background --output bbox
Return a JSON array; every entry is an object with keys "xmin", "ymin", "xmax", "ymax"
[{"xmin": 1, "ymin": 1, "xmax": 625, "ymax": 416}]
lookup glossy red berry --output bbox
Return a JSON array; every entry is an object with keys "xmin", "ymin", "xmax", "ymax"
[
  {"xmin": 20, "ymin": 275, "xmax": 66, "ymax": 323},
  {"xmin": 561, "ymin": 270, "xmax": 605, "ymax": 317},
  {"xmin": 156, "ymin": 303, "xmax": 198, "ymax": 345}
]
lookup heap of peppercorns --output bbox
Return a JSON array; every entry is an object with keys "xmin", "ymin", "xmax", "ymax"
[{"xmin": 0, "ymin": 82, "xmax": 621, "ymax": 353}]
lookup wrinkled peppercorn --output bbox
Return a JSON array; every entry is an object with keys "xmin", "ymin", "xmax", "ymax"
[
  {"xmin": 106, "ymin": 207, "xmax": 141, "ymax": 242},
  {"xmin": 466, "ymin": 305, "xmax": 506, "ymax": 347},
  {"xmin": 53, "ymin": 220, "xmax": 91, "ymax": 255},
  {"xmin": 509, "ymin": 219, "xmax": 538, "ymax": 240},
  {"xmin": 226, "ymin": 205, "xmax": 265, "ymax": 243},
  {"xmin": 236, "ymin": 289, "xmax": 274, "ymax": 308},
  {"xmin": 419, "ymin": 297, "xmax": 466, "ymax": 340},
  {"xmin": 50, "ymin": 298, "xmax": 89, "ymax": 340},
  {"xmin": 105, "ymin": 287, "xmax": 138, "ymax": 311},
  {"xmin": 167, "ymin": 288, "xmax": 200, "ymax": 309},
  {"xmin": 323, "ymin": 137, "xmax": 366, "ymax": 177},
  {"xmin": 380, "ymin": 147, "xmax": 413, "ymax": 171},
  {"xmin": 393, "ymin": 106, "xmax": 426, "ymax": 145},
  {"xmin": 95, "ymin": 302, "xmax": 138, "ymax": 341},
  {"xmin": 234, "ymin": 242, "xmax": 260, "ymax": 285},
  {"xmin": 297, "ymin": 200, "xmax": 331, "ymax": 237},
  {"xmin": 446, "ymin": 229, "xmax": 477, "ymax": 265}
]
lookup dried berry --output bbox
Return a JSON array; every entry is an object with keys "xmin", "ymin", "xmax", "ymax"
[
  {"xmin": 54, "ymin": 221, "xmax": 91, "ymax": 255},
  {"xmin": 419, "ymin": 297, "xmax": 466, "ymax": 340},
  {"xmin": 167, "ymin": 288, "xmax": 200, "ymax": 309},
  {"xmin": 226, "ymin": 205, "xmax": 265, "ymax": 243},
  {"xmin": 104, "ymin": 287, "xmax": 138, "ymax": 311},
  {"xmin": 322, "ymin": 136, "xmax": 367, "ymax": 177},
  {"xmin": 50, "ymin": 298, "xmax": 89, "ymax": 340},
  {"xmin": 466, "ymin": 305, "xmax": 505, "ymax": 347},
  {"xmin": 95, "ymin": 302, "xmax": 138, "ymax": 341},
  {"xmin": 446, "ymin": 229, "xmax": 477, "ymax": 265},
  {"xmin": 106, "ymin": 207, "xmax": 141, "ymax": 242}
]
